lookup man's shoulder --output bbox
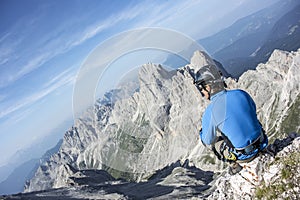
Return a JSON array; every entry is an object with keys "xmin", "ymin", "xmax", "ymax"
[
  {"xmin": 226, "ymin": 89, "xmax": 255, "ymax": 106},
  {"xmin": 227, "ymin": 89, "xmax": 250, "ymax": 97},
  {"xmin": 227, "ymin": 89, "xmax": 247, "ymax": 94},
  {"xmin": 203, "ymin": 102, "xmax": 213, "ymax": 118}
]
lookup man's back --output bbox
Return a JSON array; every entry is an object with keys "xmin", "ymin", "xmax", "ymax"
[{"xmin": 201, "ymin": 89, "xmax": 262, "ymax": 148}]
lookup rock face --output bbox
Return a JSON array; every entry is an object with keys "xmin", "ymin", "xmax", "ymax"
[
  {"xmin": 208, "ymin": 133, "xmax": 300, "ymax": 200},
  {"xmin": 4, "ymin": 135, "xmax": 300, "ymax": 200},
  {"xmin": 232, "ymin": 49, "xmax": 300, "ymax": 137},
  {"xmin": 24, "ymin": 51, "xmax": 210, "ymax": 192},
  {"xmin": 22, "ymin": 49, "xmax": 300, "ymax": 199}
]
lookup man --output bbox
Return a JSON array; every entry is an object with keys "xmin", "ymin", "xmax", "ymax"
[{"xmin": 194, "ymin": 64, "xmax": 268, "ymax": 174}]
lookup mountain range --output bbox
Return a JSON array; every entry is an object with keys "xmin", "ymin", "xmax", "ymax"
[
  {"xmin": 0, "ymin": 138, "xmax": 63, "ymax": 195},
  {"xmin": 199, "ymin": 0, "xmax": 300, "ymax": 77}
]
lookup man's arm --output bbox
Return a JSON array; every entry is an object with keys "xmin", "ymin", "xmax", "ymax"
[
  {"xmin": 200, "ymin": 109, "xmax": 216, "ymax": 146},
  {"xmin": 242, "ymin": 90, "xmax": 257, "ymax": 111}
]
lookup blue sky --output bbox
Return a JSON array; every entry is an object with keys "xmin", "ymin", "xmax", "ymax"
[{"xmin": 0, "ymin": 0, "xmax": 277, "ymax": 167}]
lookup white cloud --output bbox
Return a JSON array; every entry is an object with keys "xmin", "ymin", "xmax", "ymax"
[
  {"xmin": 0, "ymin": 32, "xmax": 11, "ymax": 43},
  {"xmin": 0, "ymin": 32, "xmax": 21, "ymax": 66},
  {"xmin": 43, "ymin": 67, "xmax": 76, "ymax": 88},
  {"xmin": 14, "ymin": 52, "xmax": 51, "ymax": 80},
  {"xmin": 69, "ymin": 2, "xmax": 145, "ymax": 48},
  {"xmin": 0, "ymin": 67, "xmax": 76, "ymax": 120}
]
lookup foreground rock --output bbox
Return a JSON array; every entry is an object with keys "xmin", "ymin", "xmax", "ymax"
[
  {"xmin": 2, "ymin": 134, "xmax": 299, "ymax": 199},
  {"xmin": 208, "ymin": 133, "xmax": 300, "ymax": 200}
]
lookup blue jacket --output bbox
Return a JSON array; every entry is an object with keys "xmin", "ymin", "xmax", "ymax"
[{"xmin": 200, "ymin": 89, "xmax": 267, "ymax": 160}]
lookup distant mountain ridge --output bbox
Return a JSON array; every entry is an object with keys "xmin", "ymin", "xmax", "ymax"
[
  {"xmin": 0, "ymin": 159, "xmax": 38, "ymax": 195},
  {"xmin": 0, "ymin": 139, "xmax": 62, "ymax": 195},
  {"xmin": 254, "ymin": 4, "xmax": 300, "ymax": 60},
  {"xmin": 199, "ymin": 0, "xmax": 300, "ymax": 77}
]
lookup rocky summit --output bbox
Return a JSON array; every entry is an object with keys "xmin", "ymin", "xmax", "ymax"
[{"xmin": 3, "ymin": 49, "xmax": 299, "ymax": 199}]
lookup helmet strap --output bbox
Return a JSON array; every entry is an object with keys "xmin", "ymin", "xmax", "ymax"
[{"xmin": 200, "ymin": 83, "xmax": 211, "ymax": 100}]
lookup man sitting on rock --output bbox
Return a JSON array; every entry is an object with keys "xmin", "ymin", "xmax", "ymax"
[{"xmin": 194, "ymin": 64, "xmax": 268, "ymax": 175}]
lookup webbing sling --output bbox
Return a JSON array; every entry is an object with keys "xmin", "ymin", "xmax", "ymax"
[
  {"xmin": 211, "ymin": 136, "xmax": 224, "ymax": 161},
  {"xmin": 212, "ymin": 129, "xmax": 263, "ymax": 162}
]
